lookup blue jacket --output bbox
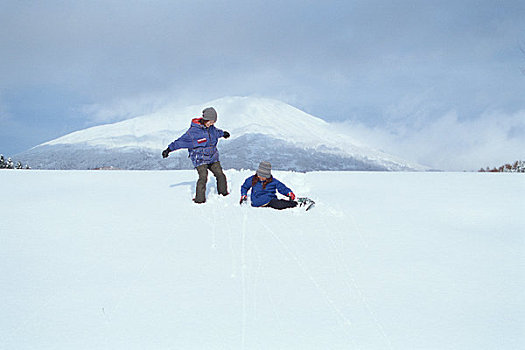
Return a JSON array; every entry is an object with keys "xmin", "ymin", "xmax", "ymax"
[
  {"xmin": 168, "ymin": 118, "xmax": 226, "ymax": 167},
  {"xmin": 241, "ymin": 175, "xmax": 293, "ymax": 207}
]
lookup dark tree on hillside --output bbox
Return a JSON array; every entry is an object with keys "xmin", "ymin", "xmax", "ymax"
[
  {"xmin": 479, "ymin": 160, "xmax": 525, "ymax": 173},
  {"xmin": 0, "ymin": 154, "xmax": 31, "ymax": 170}
]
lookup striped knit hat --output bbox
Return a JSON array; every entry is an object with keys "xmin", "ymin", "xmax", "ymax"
[{"xmin": 256, "ymin": 161, "xmax": 272, "ymax": 178}]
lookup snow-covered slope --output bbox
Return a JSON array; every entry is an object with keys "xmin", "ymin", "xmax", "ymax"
[
  {"xmin": 1, "ymin": 170, "xmax": 523, "ymax": 349},
  {"xmin": 17, "ymin": 97, "xmax": 428, "ymax": 171}
]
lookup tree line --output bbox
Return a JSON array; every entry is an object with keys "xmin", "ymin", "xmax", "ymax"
[
  {"xmin": 0, "ymin": 155, "xmax": 30, "ymax": 169},
  {"xmin": 479, "ymin": 160, "xmax": 524, "ymax": 173}
]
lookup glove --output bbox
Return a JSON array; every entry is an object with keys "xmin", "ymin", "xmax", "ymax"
[
  {"xmin": 288, "ymin": 192, "xmax": 296, "ymax": 200},
  {"xmin": 223, "ymin": 131, "xmax": 230, "ymax": 139},
  {"xmin": 240, "ymin": 195, "xmax": 247, "ymax": 205},
  {"xmin": 162, "ymin": 148, "xmax": 171, "ymax": 158}
]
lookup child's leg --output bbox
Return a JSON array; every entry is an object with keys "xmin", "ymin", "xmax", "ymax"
[
  {"xmin": 266, "ymin": 198, "xmax": 298, "ymax": 210},
  {"xmin": 209, "ymin": 161, "xmax": 228, "ymax": 195},
  {"xmin": 195, "ymin": 164, "xmax": 208, "ymax": 203}
]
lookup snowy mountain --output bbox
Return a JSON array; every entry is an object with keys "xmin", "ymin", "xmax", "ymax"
[
  {"xmin": 2, "ymin": 170, "xmax": 523, "ymax": 349},
  {"xmin": 16, "ymin": 96, "xmax": 428, "ymax": 171}
]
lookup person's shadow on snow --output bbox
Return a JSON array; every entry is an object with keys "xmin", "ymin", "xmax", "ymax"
[{"xmin": 170, "ymin": 181, "xmax": 194, "ymax": 188}]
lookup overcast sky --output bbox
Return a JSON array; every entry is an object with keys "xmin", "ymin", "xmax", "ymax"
[{"xmin": 1, "ymin": 0, "xmax": 524, "ymax": 170}]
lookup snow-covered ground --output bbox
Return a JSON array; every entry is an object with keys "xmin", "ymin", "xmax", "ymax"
[{"xmin": 1, "ymin": 170, "xmax": 523, "ymax": 349}]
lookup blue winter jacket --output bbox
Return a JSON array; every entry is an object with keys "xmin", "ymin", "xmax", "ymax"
[
  {"xmin": 168, "ymin": 118, "xmax": 226, "ymax": 167},
  {"xmin": 241, "ymin": 175, "xmax": 293, "ymax": 207}
]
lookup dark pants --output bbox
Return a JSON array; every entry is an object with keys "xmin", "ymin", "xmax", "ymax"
[
  {"xmin": 195, "ymin": 162, "xmax": 228, "ymax": 203},
  {"xmin": 265, "ymin": 198, "xmax": 298, "ymax": 210}
]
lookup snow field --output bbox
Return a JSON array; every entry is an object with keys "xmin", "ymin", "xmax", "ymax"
[{"xmin": 1, "ymin": 170, "xmax": 523, "ymax": 349}]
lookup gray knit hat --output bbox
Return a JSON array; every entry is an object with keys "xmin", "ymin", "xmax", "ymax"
[
  {"xmin": 256, "ymin": 161, "xmax": 272, "ymax": 178},
  {"xmin": 202, "ymin": 107, "xmax": 217, "ymax": 122}
]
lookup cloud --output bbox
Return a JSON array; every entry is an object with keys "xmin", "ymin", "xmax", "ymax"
[
  {"xmin": 2, "ymin": 0, "xmax": 524, "ymax": 110},
  {"xmin": 79, "ymin": 93, "xmax": 173, "ymax": 125},
  {"xmin": 337, "ymin": 109, "xmax": 525, "ymax": 171}
]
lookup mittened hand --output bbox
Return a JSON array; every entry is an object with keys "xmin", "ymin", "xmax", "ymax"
[
  {"xmin": 240, "ymin": 195, "xmax": 247, "ymax": 205},
  {"xmin": 288, "ymin": 192, "xmax": 296, "ymax": 200},
  {"xmin": 223, "ymin": 131, "xmax": 230, "ymax": 139},
  {"xmin": 162, "ymin": 148, "xmax": 171, "ymax": 158}
]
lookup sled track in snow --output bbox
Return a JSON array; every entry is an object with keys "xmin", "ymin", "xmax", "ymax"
[{"xmin": 257, "ymin": 216, "xmax": 358, "ymax": 348}]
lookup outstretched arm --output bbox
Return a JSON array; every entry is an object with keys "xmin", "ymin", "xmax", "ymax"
[
  {"xmin": 162, "ymin": 130, "xmax": 194, "ymax": 158},
  {"xmin": 275, "ymin": 179, "xmax": 294, "ymax": 198},
  {"xmin": 168, "ymin": 131, "xmax": 193, "ymax": 151},
  {"xmin": 241, "ymin": 176, "xmax": 254, "ymax": 196},
  {"xmin": 240, "ymin": 176, "xmax": 254, "ymax": 205},
  {"xmin": 213, "ymin": 127, "xmax": 230, "ymax": 139}
]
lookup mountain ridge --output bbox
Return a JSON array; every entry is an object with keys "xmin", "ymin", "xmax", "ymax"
[{"xmin": 17, "ymin": 96, "xmax": 429, "ymax": 171}]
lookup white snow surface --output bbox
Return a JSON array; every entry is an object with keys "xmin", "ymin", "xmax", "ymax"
[
  {"xmin": 39, "ymin": 96, "xmax": 427, "ymax": 170},
  {"xmin": 1, "ymin": 170, "xmax": 523, "ymax": 349}
]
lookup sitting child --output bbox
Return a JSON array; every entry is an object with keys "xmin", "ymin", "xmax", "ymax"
[{"xmin": 240, "ymin": 161, "xmax": 297, "ymax": 210}]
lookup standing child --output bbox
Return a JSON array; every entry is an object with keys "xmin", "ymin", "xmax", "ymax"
[
  {"xmin": 162, "ymin": 107, "xmax": 230, "ymax": 203},
  {"xmin": 240, "ymin": 161, "xmax": 298, "ymax": 210}
]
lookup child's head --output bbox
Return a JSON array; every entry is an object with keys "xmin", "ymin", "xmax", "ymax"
[
  {"xmin": 256, "ymin": 161, "xmax": 272, "ymax": 179},
  {"xmin": 202, "ymin": 107, "xmax": 217, "ymax": 122}
]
